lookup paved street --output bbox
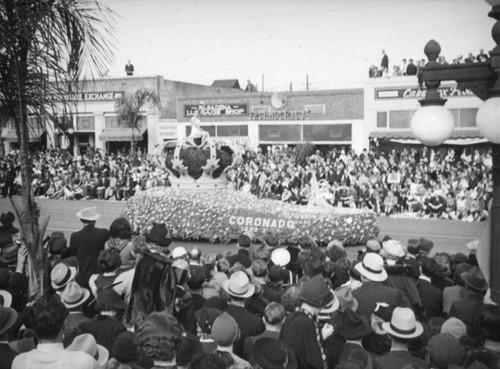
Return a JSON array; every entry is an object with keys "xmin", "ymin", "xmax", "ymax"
[{"xmin": 0, "ymin": 196, "xmax": 486, "ymax": 258}]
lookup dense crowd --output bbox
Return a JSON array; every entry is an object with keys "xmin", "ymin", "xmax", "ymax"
[
  {"xmin": 0, "ymin": 144, "xmax": 494, "ymax": 222},
  {"xmin": 0, "ymin": 208, "xmax": 498, "ymax": 369},
  {"xmin": 227, "ymin": 145, "xmax": 493, "ymax": 222}
]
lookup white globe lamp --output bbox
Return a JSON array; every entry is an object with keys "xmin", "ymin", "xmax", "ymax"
[
  {"xmin": 411, "ymin": 105, "xmax": 455, "ymax": 146},
  {"xmin": 476, "ymin": 97, "xmax": 500, "ymax": 144}
]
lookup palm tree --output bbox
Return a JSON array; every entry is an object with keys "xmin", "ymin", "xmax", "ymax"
[
  {"xmin": 115, "ymin": 88, "xmax": 159, "ymax": 156},
  {"xmin": 0, "ymin": 0, "xmax": 115, "ymax": 298}
]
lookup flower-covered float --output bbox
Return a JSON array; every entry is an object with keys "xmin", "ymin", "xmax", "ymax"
[{"xmin": 124, "ymin": 134, "xmax": 379, "ymax": 245}]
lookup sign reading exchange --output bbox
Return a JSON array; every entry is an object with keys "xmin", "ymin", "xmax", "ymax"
[
  {"xmin": 229, "ymin": 215, "xmax": 295, "ymax": 234},
  {"xmin": 375, "ymin": 86, "xmax": 474, "ymax": 100},
  {"xmin": 184, "ymin": 103, "xmax": 248, "ymax": 117}
]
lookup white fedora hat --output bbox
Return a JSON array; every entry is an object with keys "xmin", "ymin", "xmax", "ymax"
[
  {"xmin": 60, "ymin": 281, "xmax": 90, "ymax": 309},
  {"xmin": 67, "ymin": 333, "xmax": 109, "ymax": 366},
  {"xmin": 355, "ymin": 253, "xmax": 388, "ymax": 282},
  {"xmin": 75, "ymin": 206, "xmax": 100, "ymax": 221},
  {"xmin": 0, "ymin": 290, "xmax": 12, "ymax": 308},
  {"xmin": 382, "ymin": 307, "xmax": 423, "ymax": 339},
  {"xmin": 50, "ymin": 263, "xmax": 77, "ymax": 290},
  {"xmin": 223, "ymin": 271, "xmax": 255, "ymax": 299}
]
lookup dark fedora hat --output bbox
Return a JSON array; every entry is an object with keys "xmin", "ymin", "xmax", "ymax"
[
  {"xmin": 339, "ymin": 309, "xmax": 373, "ymax": 340},
  {"xmin": 253, "ymin": 337, "xmax": 297, "ymax": 369},
  {"xmin": 461, "ymin": 266, "xmax": 488, "ymax": 292},
  {"xmin": 0, "ymin": 243, "xmax": 18, "ymax": 264},
  {"xmin": 146, "ymin": 223, "xmax": 172, "ymax": 248},
  {"xmin": 0, "ymin": 307, "xmax": 17, "ymax": 336}
]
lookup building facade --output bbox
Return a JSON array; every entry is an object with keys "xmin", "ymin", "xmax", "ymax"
[{"xmin": 176, "ymin": 89, "xmax": 364, "ymax": 152}]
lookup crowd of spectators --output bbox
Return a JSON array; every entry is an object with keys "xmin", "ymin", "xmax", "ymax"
[
  {"xmin": 227, "ymin": 145, "xmax": 493, "ymax": 222},
  {"xmin": 0, "ymin": 144, "xmax": 494, "ymax": 223},
  {"xmin": 0, "ymin": 209, "xmax": 498, "ymax": 369},
  {"xmin": 369, "ymin": 48, "xmax": 490, "ymax": 79}
]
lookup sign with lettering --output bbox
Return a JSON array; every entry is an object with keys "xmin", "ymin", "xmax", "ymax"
[
  {"xmin": 158, "ymin": 122, "xmax": 178, "ymax": 140},
  {"xmin": 184, "ymin": 104, "xmax": 248, "ymax": 117},
  {"xmin": 375, "ymin": 86, "xmax": 474, "ymax": 100},
  {"xmin": 250, "ymin": 111, "xmax": 309, "ymax": 120},
  {"xmin": 74, "ymin": 92, "xmax": 123, "ymax": 101},
  {"xmin": 228, "ymin": 215, "xmax": 296, "ymax": 234}
]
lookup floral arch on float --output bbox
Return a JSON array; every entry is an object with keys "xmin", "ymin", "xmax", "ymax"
[{"xmin": 123, "ymin": 133, "xmax": 379, "ymax": 245}]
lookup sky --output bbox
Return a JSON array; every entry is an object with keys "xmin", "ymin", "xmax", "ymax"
[{"xmin": 101, "ymin": 0, "xmax": 493, "ymax": 91}]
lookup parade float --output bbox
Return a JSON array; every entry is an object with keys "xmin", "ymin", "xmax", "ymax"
[{"xmin": 123, "ymin": 125, "xmax": 379, "ymax": 245}]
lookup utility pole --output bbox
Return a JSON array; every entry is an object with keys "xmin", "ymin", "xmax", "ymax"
[
  {"xmin": 306, "ymin": 74, "xmax": 309, "ymax": 91},
  {"xmin": 261, "ymin": 74, "xmax": 265, "ymax": 92},
  {"xmin": 290, "ymin": 82, "xmax": 293, "ymax": 91}
]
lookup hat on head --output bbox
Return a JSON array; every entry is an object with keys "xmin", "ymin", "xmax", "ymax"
[
  {"xmin": 67, "ymin": 333, "xmax": 109, "ymax": 366},
  {"xmin": 301, "ymin": 275, "xmax": 334, "ymax": 308},
  {"xmin": 0, "ymin": 243, "xmax": 18, "ymax": 264},
  {"xmin": 172, "ymin": 246, "xmax": 187, "ymax": 259},
  {"xmin": 50, "ymin": 263, "xmax": 77, "ymax": 290},
  {"xmin": 271, "ymin": 248, "xmax": 291, "ymax": 267},
  {"xmin": 176, "ymin": 332, "xmax": 202, "ymax": 366},
  {"xmin": 419, "ymin": 238, "xmax": 434, "ymax": 252},
  {"xmin": 355, "ymin": 253, "xmax": 387, "ymax": 282},
  {"xmin": 0, "ymin": 307, "xmax": 17, "ymax": 336},
  {"xmin": 366, "ymin": 239, "xmax": 381, "ymax": 253},
  {"xmin": 333, "ymin": 286, "xmax": 358, "ymax": 312},
  {"xmin": 194, "ymin": 307, "xmax": 222, "ymax": 334},
  {"xmin": 75, "ymin": 206, "xmax": 100, "ymax": 221},
  {"xmin": 382, "ymin": 239, "xmax": 405, "ymax": 259},
  {"xmin": 96, "ymin": 287, "xmax": 127, "ymax": 311},
  {"xmin": 428, "ymin": 334, "xmax": 466, "ymax": 369},
  {"xmin": 441, "ymin": 317, "xmax": 467, "ymax": 339},
  {"xmin": 145, "ymin": 222, "xmax": 172, "ymax": 248},
  {"xmin": 223, "ymin": 271, "xmax": 255, "ymax": 299},
  {"xmin": 9, "ymin": 337, "xmax": 36, "ymax": 353},
  {"xmin": 0, "ymin": 290, "xmax": 12, "ymax": 308},
  {"xmin": 60, "ymin": 281, "xmax": 90, "ymax": 309},
  {"xmin": 461, "ymin": 266, "xmax": 488, "ymax": 292},
  {"xmin": 320, "ymin": 289, "xmax": 340, "ymax": 314},
  {"xmin": 0, "ymin": 212, "xmax": 15, "ymax": 226},
  {"xmin": 211, "ymin": 312, "xmax": 239, "ymax": 347},
  {"xmin": 339, "ymin": 309, "xmax": 373, "ymax": 340},
  {"xmin": 114, "ymin": 331, "xmax": 140, "ymax": 363},
  {"xmin": 381, "ymin": 307, "xmax": 423, "ymax": 339},
  {"xmin": 253, "ymin": 337, "xmax": 297, "ymax": 369}
]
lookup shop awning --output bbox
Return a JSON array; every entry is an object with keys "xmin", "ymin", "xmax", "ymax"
[
  {"xmin": 2, "ymin": 130, "xmax": 43, "ymax": 142},
  {"xmin": 370, "ymin": 129, "xmax": 486, "ymax": 142},
  {"xmin": 99, "ymin": 127, "xmax": 146, "ymax": 142}
]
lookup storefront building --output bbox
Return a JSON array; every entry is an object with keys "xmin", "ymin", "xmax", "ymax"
[
  {"xmin": 1, "ymin": 75, "xmax": 241, "ymax": 155},
  {"xmin": 364, "ymin": 75, "xmax": 484, "ymax": 148},
  {"xmin": 177, "ymin": 89, "xmax": 364, "ymax": 152}
]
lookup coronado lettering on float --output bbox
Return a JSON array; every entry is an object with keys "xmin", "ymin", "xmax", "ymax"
[{"xmin": 229, "ymin": 215, "xmax": 295, "ymax": 233}]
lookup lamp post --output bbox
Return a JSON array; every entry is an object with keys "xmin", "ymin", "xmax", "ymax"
[{"xmin": 411, "ymin": 0, "xmax": 500, "ymax": 303}]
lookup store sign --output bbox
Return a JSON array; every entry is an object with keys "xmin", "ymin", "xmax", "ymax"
[
  {"xmin": 229, "ymin": 215, "xmax": 295, "ymax": 234},
  {"xmin": 158, "ymin": 122, "xmax": 178, "ymax": 140},
  {"xmin": 184, "ymin": 103, "xmax": 248, "ymax": 117},
  {"xmin": 375, "ymin": 86, "xmax": 474, "ymax": 100},
  {"xmin": 250, "ymin": 111, "xmax": 309, "ymax": 120},
  {"xmin": 73, "ymin": 91, "xmax": 123, "ymax": 101}
]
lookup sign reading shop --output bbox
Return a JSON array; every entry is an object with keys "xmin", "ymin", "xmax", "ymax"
[
  {"xmin": 376, "ymin": 86, "xmax": 474, "ymax": 100},
  {"xmin": 184, "ymin": 103, "xmax": 248, "ymax": 117}
]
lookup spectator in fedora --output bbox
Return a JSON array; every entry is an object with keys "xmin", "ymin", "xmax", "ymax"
[
  {"xmin": 50, "ymin": 263, "xmax": 77, "ymax": 293},
  {"xmin": 375, "ymin": 307, "xmax": 429, "ymax": 369},
  {"xmin": 280, "ymin": 275, "xmax": 335, "ymax": 369},
  {"xmin": 65, "ymin": 206, "xmax": 110, "ymax": 288},
  {"xmin": 67, "ymin": 333, "xmax": 109, "ymax": 367},
  {"xmin": 136, "ymin": 312, "xmax": 184, "ymax": 369},
  {"xmin": 78, "ymin": 287, "xmax": 127, "ymax": 355},
  {"xmin": 243, "ymin": 302, "xmax": 286, "ymax": 360},
  {"xmin": 194, "ymin": 306, "xmax": 222, "ymax": 354},
  {"xmin": 60, "ymin": 281, "xmax": 91, "ymax": 344},
  {"xmin": 449, "ymin": 266, "xmax": 489, "ymax": 327},
  {"xmin": 211, "ymin": 312, "xmax": 251, "ymax": 369},
  {"xmin": 427, "ymin": 333, "xmax": 466, "ymax": 369},
  {"xmin": 223, "ymin": 270, "xmax": 264, "ymax": 357},
  {"xmin": 251, "ymin": 337, "xmax": 297, "ymax": 369},
  {"xmin": 12, "ymin": 294, "xmax": 99, "ymax": 369},
  {"xmin": 352, "ymin": 253, "xmax": 408, "ymax": 318},
  {"xmin": 0, "ymin": 306, "xmax": 18, "ymax": 369}
]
